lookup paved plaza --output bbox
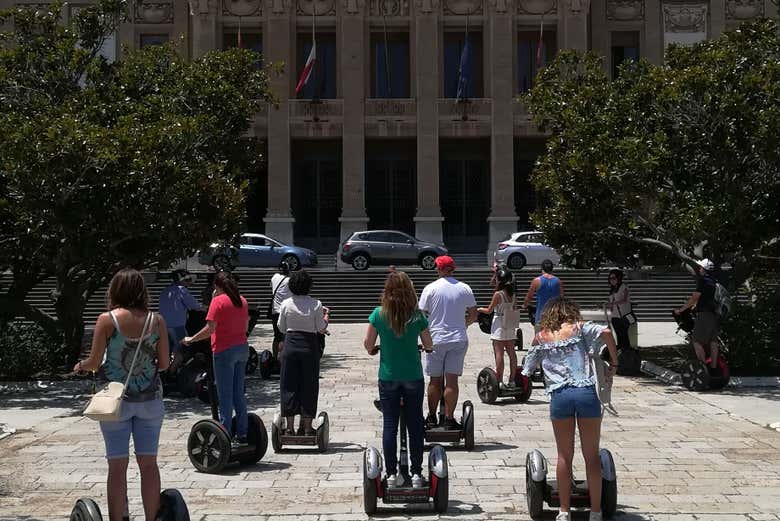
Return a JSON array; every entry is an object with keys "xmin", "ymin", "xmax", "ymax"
[{"xmin": 1, "ymin": 323, "xmax": 780, "ymax": 520}]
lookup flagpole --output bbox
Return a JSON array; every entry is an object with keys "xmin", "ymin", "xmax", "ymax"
[
  {"xmin": 311, "ymin": 3, "xmax": 317, "ymax": 103},
  {"xmin": 382, "ymin": 13, "xmax": 392, "ymax": 98}
]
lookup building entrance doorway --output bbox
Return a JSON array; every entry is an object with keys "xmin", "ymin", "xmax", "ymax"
[{"xmin": 365, "ymin": 141, "xmax": 416, "ymax": 235}]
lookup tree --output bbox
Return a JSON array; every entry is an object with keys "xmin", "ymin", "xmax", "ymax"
[
  {"xmin": 524, "ymin": 20, "xmax": 780, "ymax": 284},
  {"xmin": 0, "ymin": 0, "xmax": 278, "ymax": 363}
]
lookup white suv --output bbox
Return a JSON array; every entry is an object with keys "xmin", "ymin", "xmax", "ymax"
[{"xmin": 493, "ymin": 231, "xmax": 561, "ymax": 269}]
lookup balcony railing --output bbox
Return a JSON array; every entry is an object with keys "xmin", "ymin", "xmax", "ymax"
[
  {"xmin": 365, "ymin": 99, "xmax": 417, "ymax": 118},
  {"xmin": 288, "ymin": 99, "xmax": 344, "ymax": 121},
  {"xmin": 437, "ymin": 98, "xmax": 492, "ymax": 121}
]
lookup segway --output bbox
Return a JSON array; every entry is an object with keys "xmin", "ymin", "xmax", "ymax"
[
  {"xmin": 602, "ymin": 305, "xmax": 641, "ymax": 376},
  {"xmin": 424, "ymin": 398, "xmax": 475, "ymax": 451},
  {"xmin": 673, "ymin": 309, "xmax": 731, "ymax": 391},
  {"xmin": 525, "ymin": 448, "xmax": 618, "ymax": 520},
  {"xmin": 270, "ymin": 411, "xmax": 330, "ymax": 452},
  {"xmin": 363, "ymin": 399, "xmax": 449, "ymax": 514},
  {"xmin": 70, "ymin": 489, "xmax": 190, "ymax": 521},
  {"xmin": 186, "ymin": 365, "xmax": 268, "ymax": 474},
  {"xmin": 476, "ymin": 368, "xmax": 532, "ymax": 404}
]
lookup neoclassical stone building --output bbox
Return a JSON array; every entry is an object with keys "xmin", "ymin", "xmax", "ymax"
[{"xmin": 8, "ymin": 0, "xmax": 774, "ymax": 254}]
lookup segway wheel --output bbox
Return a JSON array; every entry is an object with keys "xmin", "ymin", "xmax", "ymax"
[
  {"xmin": 477, "ymin": 367, "xmax": 499, "ymax": 404},
  {"xmin": 432, "ymin": 476, "xmax": 449, "ymax": 513},
  {"xmin": 514, "ymin": 373, "xmax": 532, "ymax": 403},
  {"xmin": 70, "ymin": 498, "xmax": 102, "ymax": 521},
  {"xmin": 708, "ymin": 356, "xmax": 731, "ymax": 390},
  {"xmin": 525, "ymin": 462, "xmax": 545, "ymax": 520},
  {"xmin": 316, "ymin": 411, "xmax": 330, "ymax": 453},
  {"xmin": 233, "ymin": 413, "xmax": 268, "ymax": 465},
  {"xmin": 245, "ymin": 346, "xmax": 259, "ymax": 375},
  {"xmin": 259, "ymin": 350, "xmax": 273, "ymax": 379},
  {"xmin": 271, "ymin": 421, "xmax": 282, "ymax": 453},
  {"xmin": 681, "ymin": 359, "xmax": 710, "ymax": 391},
  {"xmin": 617, "ymin": 347, "xmax": 642, "ymax": 376},
  {"xmin": 187, "ymin": 420, "xmax": 231, "ymax": 473},
  {"xmin": 602, "ymin": 477, "xmax": 618, "ymax": 518},
  {"xmin": 462, "ymin": 401, "xmax": 475, "ymax": 451},
  {"xmin": 362, "ymin": 451, "xmax": 378, "ymax": 515},
  {"xmin": 158, "ymin": 489, "xmax": 190, "ymax": 521}
]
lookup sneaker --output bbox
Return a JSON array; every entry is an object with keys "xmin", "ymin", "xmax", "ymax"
[
  {"xmin": 411, "ymin": 474, "xmax": 424, "ymax": 489},
  {"xmin": 443, "ymin": 417, "xmax": 461, "ymax": 431},
  {"xmin": 231, "ymin": 436, "xmax": 248, "ymax": 449},
  {"xmin": 386, "ymin": 473, "xmax": 405, "ymax": 488},
  {"xmin": 296, "ymin": 426, "xmax": 305, "ymax": 436},
  {"xmin": 555, "ymin": 512, "xmax": 571, "ymax": 521},
  {"xmin": 498, "ymin": 382, "xmax": 507, "ymax": 392},
  {"xmin": 505, "ymin": 379, "xmax": 516, "ymax": 389},
  {"xmin": 425, "ymin": 413, "xmax": 439, "ymax": 429},
  {"xmin": 589, "ymin": 512, "xmax": 603, "ymax": 521}
]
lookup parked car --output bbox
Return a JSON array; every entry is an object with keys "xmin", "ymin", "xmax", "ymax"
[
  {"xmin": 493, "ymin": 231, "xmax": 560, "ymax": 270},
  {"xmin": 198, "ymin": 233, "xmax": 317, "ymax": 271},
  {"xmin": 340, "ymin": 230, "xmax": 447, "ymax": 271}
]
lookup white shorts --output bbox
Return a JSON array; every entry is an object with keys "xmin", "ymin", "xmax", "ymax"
[{"xmin": 423, "ymin": 341, "xmax": 468, "ymax": 377}]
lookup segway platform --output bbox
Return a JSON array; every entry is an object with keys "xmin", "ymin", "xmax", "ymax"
[
  {"xmin": 476, "ymin": 368, "xmax": 532, "ymax": 404},
  {"xmin": 424, "ymin": 400, "xmax": 475, "ymax": 451},
  {"xmin": 70, "ymin": 489, "xmax": 190, "ymax": 521},
  {"xmin": 681, "ymin": 356, "xmax": 730, "ymax": 391},
  {"xmin": 525, "ymin": 448, "xmax": 618, "ymax": 519},
  {"xmin": 271, "ymin": 411, "xmax": 330, "ymax": 452}
]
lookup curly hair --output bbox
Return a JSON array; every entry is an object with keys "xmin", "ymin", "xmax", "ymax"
[
  {"xmin": 380, "ymin": 271, "xmax": 419, "ymax": 337},
  {"xmin": 289, "ymin": 270, "xmax": 313, "ymax": 296},
  {"xmin": 538, "ymin": 297, "xmax": 582, "ymax": 332}
]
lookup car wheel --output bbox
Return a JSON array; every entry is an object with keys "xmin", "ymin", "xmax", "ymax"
[
  {"xmin": 281, "ymin": 254, "xmax": 300, "ymax": 271},
  {"xmin": 420, "ymin": 253, "xmax": 437, "ymax": 270},
  {"xmin": 508, "ymin": 253, "xmax": 526, "ymax": 270},
  {"xmin": 351, "ymin": 253, "xmax": 370, "ymax": 271},
  {"xmin": 212, "ymin": 254, "xmax": 232, "ymax": 271}
]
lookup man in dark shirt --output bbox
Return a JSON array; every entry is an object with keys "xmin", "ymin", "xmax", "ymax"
[{"xmin": 675, "ymin": 259, "xmax": 720, "ymax": 370}]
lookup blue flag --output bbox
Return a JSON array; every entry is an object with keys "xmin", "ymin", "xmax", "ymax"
[{"xmin": 456, "ymin": 36, "xmax": 471, "ymax": 100}]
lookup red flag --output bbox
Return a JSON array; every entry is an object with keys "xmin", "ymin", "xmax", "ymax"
[{"xmin": 295, "ymin": 42, "xmax": 317, "ymax": 95}]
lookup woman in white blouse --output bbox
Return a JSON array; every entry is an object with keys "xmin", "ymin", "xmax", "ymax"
[{"xmin": 606, "ymin": 269, "xmax": 633, "ymax": 351}]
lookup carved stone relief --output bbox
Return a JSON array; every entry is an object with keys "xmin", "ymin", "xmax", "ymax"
[
  {"xmin": 269, "ymin": 0, "xmax": 292, "ymax": 13},
  {"xmin": 606, "ymin": 0, "xmax": 643, "ymax": 20},
  {"xmin": 565, "ymin": 0, "xmax": 590, "ymax": 13},
  {"xmin": 443, "ymin": 0, "xmax": 483, "ymax": 14},
  {"xmin": 725, "ymin": 0, "xmax": 763, "ymax": 19},
  {"xmin": 369, "ymin": 0, "xmax": 410, "ymax": 15},
  {"xmin": 135, "ymin": 2, "xmax": 174, "ymax": 23},
  {"xmin": 487, "ymin": 0, "xmax": 509, "ymax": 12},
  {"xmin": 222, "ymin": 0, "xmax": 263, "ymax": 15},
  {"xmin": 516, "ymin": 0, "xmax": 556, "ymax": 15},
  {"xmin": 416, "ymin": 0, "xmax": 441, "ymax": 14},
  {"xmin": 296, "ymin": 0, "xmax": 336, "ymax": 15},
  {"xmin": 663, "ymin": 3, "xmax": 706, "ymax": 33}
]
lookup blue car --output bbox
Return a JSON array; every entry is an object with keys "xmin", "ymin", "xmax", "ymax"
[{"xmin": 199, "ymin": 233, "xmax": 318, "ymax": 271}]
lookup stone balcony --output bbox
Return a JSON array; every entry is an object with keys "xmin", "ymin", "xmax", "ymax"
[
  {"xmin": 288, "ymin": 99, "xmax": 344, "ymax": 138},
  {"xmin": 364, "ymin": 99, "xmax": 417, "ymax": 137},
  {"xmin": 437, "ymin": 98, "xmax": 492, "ymax": 137}
]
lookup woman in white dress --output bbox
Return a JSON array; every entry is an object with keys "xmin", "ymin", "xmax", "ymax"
[{"xmin": 478, "ymin": 265, "xmax": 522, "ymax": 389}]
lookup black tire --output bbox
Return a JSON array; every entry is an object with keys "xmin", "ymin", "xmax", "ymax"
[
  {"xmin": 175, "ymin": 365, "xmax": 198, "ymax": 398},
  {"xmin": 433, "ymin": 476, "xmax": 449, "ymax": 513},
  {"xmin": 259, "ymin": 350, "xmax": 273, "ymax": 379},
  {"xmin": 271, "ymin": 421, "xmax": 282, "ymax": 452},
  {"xmin": 245, "ymin": 346, "xmax": 258, "ymax": 375},
  {"xmin": 362, "ymin": 452, "xmax": 378, "ymax": 515},
  {"xmin": 158, "ymin": 489, "xmax": 190, "ymax": 521},
  {"xmin": 681, "ymin": 359, "xmax": 710, "ymax": 391},
  {"xmin": 709, "ymin": 356, "xmax": 731, "ymax": 390},
  {"xmin": 233, "ymin": 413, "xmax": 267, "ymax": 465},
  {"xmin": 508, "ymin": 253, "xmax": 527, "ymax": 270},
  {"xmin": 316, "ymin": 411, "xmax": 330, "ymax": 453},
  {"xmin": 476, "ymin": 367, "xmax": 499, "ymax": 404},
  {"xmin": 420, "ymin": 252, "xmax": 437, "ymax": 270},
  {"xmin": 462, "ymin": 401, "xmax": 475, "ymax": 451},
  {"xmin": 602, "ymin": 477, "xmax": 618, "ymax": 518},
  {"xmin": 351, "ymin": 253, "xmax": 370, "ymax": 271},
  {"xmin": 281, "ymin": 254, "xmax": 300, "ymax": 271},
  {"xmin": 212, "ymin": 254, "xmax": 232, "ymax": 272},
  {"xmin": 70, "ymin": 498, "xmax": 102, "ymax": 521},
  {"xmin": 617, "ymin": 348, "xmax": 642, "ymax": 376},
  {"xmin": 187, "ymin": 419, "xmax": 231, "ymax": 473},
  {"xmin": 525, "ymin": 462, "xmax": 545, "ymax": 519},
  {"xmin": 514, "ymin": 373, "xmax": 532, "ymax": 403}
]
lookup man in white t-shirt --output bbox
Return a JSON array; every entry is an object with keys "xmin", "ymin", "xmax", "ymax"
[{"xmin": 419, "ymin": 255, "xmax": 477, "ymax": 430}]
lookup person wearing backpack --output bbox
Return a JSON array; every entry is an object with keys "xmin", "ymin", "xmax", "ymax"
[{"xmin": 674, "ymin": 259, "xmax": 723, "ymax": 372}]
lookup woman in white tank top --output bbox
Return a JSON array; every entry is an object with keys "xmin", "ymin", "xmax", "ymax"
[{"xmin": 478, "ymin": 266, "xmax": 522, "ymax": 389}]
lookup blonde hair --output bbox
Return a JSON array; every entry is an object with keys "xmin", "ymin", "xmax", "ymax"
[
  {"xmin": 538, "ymin": 297, "xmax": 582, "ymax": 332},
  {"xmin": 380, "ymin": 271, "xmax": 418, "ymax": 337}
]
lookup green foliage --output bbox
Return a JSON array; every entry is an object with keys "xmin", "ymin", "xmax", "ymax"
[
  {"xmin": 0, "ymin": 323, "xmax": 66, "ymax": 379},
  {"xmin": 524, "ymin": 20, "xmax": 780, "ymax": 280},
  {"xmin": 720, "ymin": 278, "xmax": 780, "ymax": 375},
  {"xmin": 0, "ymin": 0, "xmax": 278, "ymax": 363}
]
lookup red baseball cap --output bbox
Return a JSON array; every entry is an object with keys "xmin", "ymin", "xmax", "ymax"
[{"xmin": 435, "ymin": 255, "xmax": 456, "ymax": 271}]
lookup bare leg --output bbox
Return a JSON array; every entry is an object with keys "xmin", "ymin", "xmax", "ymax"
[
  {"xmin": 709, "ymin": 341, "xmax": 719, "ymax": 368},
  {"xmin": 106, "ymin": 458, "xmax": 129, "ymax": 521},
  {"xmin": 136, "ymin": 455, "xmax": 161, "ymax": 521},
  {"xmin": 493, "ymin": 342, "xmax": 505, "ymax": 382},
  {"xmin": 692, "ymin": 341, "xmax": 706, "ymax": 363},
  {"xmin": 504, "ymin": 342, "xmax": 518, "ymax": 381},
  {"xmin": 427, "ymin": 376, "xmax": 443, "ymax": 418},
  {"xmin": 443, "ymin": 374, "xmax": 459, "ymax": 419},
  {"xmin": 577, "ymin": 417, "xmax": 603, "ymax": 513},
  {"xmin": 285, "ymin": 416, "xmax": 295, "ymax": 433},
  {"xmin": 552, "ymin": 418, "xmax": 576, "ymax": 513},
  {"xmin": 301, "ymin": 416, "xmax": 313, "ymax": 433}
]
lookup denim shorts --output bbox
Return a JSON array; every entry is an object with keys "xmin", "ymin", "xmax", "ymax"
[
  {"xmin": 549, "ymin": 385, "xmax": 601, "ymax": 420},
  {"xmin": 99, "ymin": 398, "xmax": 164, "ymax": 459}
]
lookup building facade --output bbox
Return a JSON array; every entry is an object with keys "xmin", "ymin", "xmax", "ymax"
[{"xmin": 10, "ymin": 0, "xmax": 774, "ymax": 254}]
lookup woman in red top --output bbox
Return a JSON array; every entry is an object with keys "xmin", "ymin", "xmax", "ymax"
[{"xmin": 184, "ymin": 272, "xmax": 250, "ymax": 447}]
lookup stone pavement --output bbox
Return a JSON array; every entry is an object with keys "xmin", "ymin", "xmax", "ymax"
[{"xmin": 1, "ymin": 323, "xmax": 780, "ymax": 521}]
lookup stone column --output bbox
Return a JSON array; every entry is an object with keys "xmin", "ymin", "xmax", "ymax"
[
  {"xmin": 487, "ymin": 7, "xmax": 518, "ymax": 262},
  {"xmin": 644, "ymin": 0, "xmax": 663, "ymax": 64},
  {"xmin": 710, "ymin": 0, "xmax": 726, "ymax": 38},
  {"xmin": 413, "ymin": 6, "xmax": 443, "ymax": 244},
  {"xmin": 560, "ymin": 0, "xmax": 589, "ymax": 51},
  {"xmin": 338, "ymin": 2, "xmax": 369, "ymax": 245},
  {"xmin": 591, "ymin": 0, "xmax": 610, "ymax": 73},
  {"xmin": 191, "ymin": 0, "xmax": 218, "ymax": 58},
  {"xmin": 263, "ymin": 6, "xmax": 295, "ymax": 243}
]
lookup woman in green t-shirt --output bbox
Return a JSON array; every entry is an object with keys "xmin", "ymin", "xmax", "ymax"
[{"xmin": 364, "ymin": 271, "xmax": 434, "ymax": 490}]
